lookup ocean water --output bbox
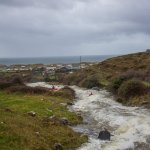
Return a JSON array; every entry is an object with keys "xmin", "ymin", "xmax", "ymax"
[{"xmin": 0, "ymin": 55, "xmax": 114, "ymax": 66}]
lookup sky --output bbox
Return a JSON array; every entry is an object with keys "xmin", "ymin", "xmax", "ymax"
[{"xmin": 0, "ymin": 0, "xmax": 150, "ymax": 58}]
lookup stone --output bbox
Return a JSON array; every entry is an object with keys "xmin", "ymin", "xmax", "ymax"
[
  {"xmin": 35, "ymin": 132, "xmax": 40, "ymax": 136},
  {"xmin": 27, "ymin": 111, "xmax": 36, "ymax": 117},
  {"xmin": 92, "ymin": 87, "xmax": 100, "ymax": 91},
  {"xmin": 4, "ymin": 108, "xmax": 13, "ymax": 113},
  {"xmin": 60, "ymin": 103, "xmax": 67, "ymax": 107},
  {"xmin": 60, "ymin": 117, "xmax": 69, "ymax": 125},
  {"xmin": 49, "ymin": 115, "xmax": 56, "ymax": 119},
  {"xmin": 141, "ymin": 101, "xmax": 150, "ymax": 105},
  {"xmin": 67, "ymin": 102, "xmax": 74, "ymax": 105},
  {"xmin": 54, "ymin": 143, "xmax": 63, "ymax": 150},
  {"xmin": 98, "ymin": 129, "xmax": 112, "ymax": 141}
]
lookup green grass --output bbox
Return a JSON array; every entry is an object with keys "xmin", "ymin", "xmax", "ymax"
[{"xmin": 0, "ymin": 91, "xmax": 87, "ymax": 150}]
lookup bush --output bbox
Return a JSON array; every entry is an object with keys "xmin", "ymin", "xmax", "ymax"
[
  {"xmin": 6, "ymin": 85, "xmax": 49, "ymax": 94},
  {"xmin": 118, "ymin": 80, "xmax": 145, "ymax": 99},
  {"xmin": 11, "ymin": 75, "xmax": 24, "ymax": 85},
  {"xmin": 0, "ymin": 82, "xmax": 12, "ymax": 90},
  {"xmin": 79, "ymin": 75, "xmax": 102, "ymax": 89},
  {"xmin": 122, "ymin": 70, "xmax": 149, "ymax": 81},
  {"xmin": 61, "ymin": 86, "xmax": 75, "ymax": 99},
  {"xmin": 108, "ymin": 76, "xmax": 127, "ymax": 94},
  {"xmin": 0, "ymin": 75, "xmax": 25, "ymax": 90}
]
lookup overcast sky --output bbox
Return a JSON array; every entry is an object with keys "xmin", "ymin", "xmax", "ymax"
[{"xmin": 0, "ymin": 0, "xmax": 150, "ymax": 58}]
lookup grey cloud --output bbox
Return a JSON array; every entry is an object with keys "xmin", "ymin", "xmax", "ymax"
[{"xmin": 0, "ymin": 0, "xmax": 150, "ymax": 57}]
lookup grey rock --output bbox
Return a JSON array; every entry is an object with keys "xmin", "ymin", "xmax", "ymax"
[
  {"xmin": 67, "ymin": 102, "xmax": 74, "ymax": 105},
  {"xmin": 60, "ymin": 117, "xmax": 69, "ymax": 125},
  {"xmin": 54, "ymin": 143, "xmax": 63, "ymax": 150},
  {"xmin": 92, "ymin": 87, "xmax": 100, "ymax": 91},
  {"xmin": 98, "ymin": 129, "xmax": 112, "ymax": 141},
  {"xmin": 27, "ymin": 111, "xmax": 36, "ymax": 117}
]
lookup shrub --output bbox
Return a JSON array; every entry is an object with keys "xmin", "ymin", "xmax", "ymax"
[
  {"xmin": 118, "ymin": 80, "xmax": 145, "ymax": 99},
  {"xmin": 11, "ymin": 75, "xmax": 24, "ymax": 85},
  {"xmin": 61, "ymin": 86, "xmax": 75, "ymax": 99},
  {"xmin": 79, "ymin": 75, "xmax": 102, "ymax": 89},
  {"xmin": 108, "ymin": 76, "xmax": 127, "ymax": 94},
  {"xmin": 122, "ymin": 70, "xmax": 149, "ymax": 81},
  {"xmin": 0, "ymin": 82, "xmax": 12, "ymax": 90},
  {"xmin": 6, "ymin": 85, "xmax": 49, "ymax": 94}
]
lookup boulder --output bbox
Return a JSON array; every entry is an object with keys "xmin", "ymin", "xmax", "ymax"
[
  {"xmin": 60, "ymin": 117, "xmax": 69, "ymax": 125},
  {"xmin": 27, "ymin": 111, "xmax": 36, "ymax": 117},
  {"xmin": 4, "ymin": 108, "xmax": 13, "ymax": 113},
  {"xmin": 98, "ymin": 129, "xmax": 112, "ymax": 141},
  {"xmin": 92, "ymin": 87, "xmax": 100, "ymax": 91},
  {"xmin": 54, "ymin": 143, "xmax": 63, "ymax": 150},
  {"xmin": 141, "ymin": 101, "xmax": 150, "ymax": 105},
  {"xmin": 67, "ymin": 102, "xmax": 74, "ymax": 105}
]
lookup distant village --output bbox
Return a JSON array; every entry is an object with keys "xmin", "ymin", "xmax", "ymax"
[
  {"xmin": 0, "ymin": 62, "xmax": 95, "ymax": 82},
  {"xmin": 0, "ymin": 62, "xmax": 95, "ymax": 73}
]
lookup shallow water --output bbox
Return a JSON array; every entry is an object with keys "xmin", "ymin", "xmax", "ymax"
[
  {"xmin": 27, "ymin": 83, "xmax": 150, "ymax": 150},
  {"xmin": 71, "ymin": 86, "xmax": 150, "ymax": 150}
]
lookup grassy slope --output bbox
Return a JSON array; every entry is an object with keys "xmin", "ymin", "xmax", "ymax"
[
  {"xmin": 64, "ymin": 51, "xmax": 150, "ymax": 107},
  {"xmin": 85, "ymin": 51, "xmax": 150, "ymax": 85},
  {"xmin": 97, "ymin": 51, "xmax": 150, "ymax": 82},
  {"xmin": 0, "ymin": 91, "xmax": 87, "ymax": 150}
]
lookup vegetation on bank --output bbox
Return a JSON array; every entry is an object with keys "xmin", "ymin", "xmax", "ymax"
[
  {"xmin": 0, "ymin": 76, "xmax": 87, "ymax": 150},
  {"xmin": 62, "ymin": 51, "xmax": 150, "ymax": 108}
]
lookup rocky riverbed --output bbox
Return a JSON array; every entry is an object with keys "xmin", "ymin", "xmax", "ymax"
[
  {"xmin": 71, "ymin": 86, "xmax": 150, "ymax": 150},
  {"xmin": 27, "ymin": 82, "xmax": 150, "ymax": 150}
]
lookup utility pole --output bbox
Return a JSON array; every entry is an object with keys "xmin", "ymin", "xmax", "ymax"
[{"xmin": 80, "ymin": 56, "xmax": 81, "ymax": 69}]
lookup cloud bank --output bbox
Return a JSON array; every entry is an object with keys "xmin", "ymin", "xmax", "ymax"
[{"xmin": 0, "ymin": 0, "xmax": 150, "ymax": 57}]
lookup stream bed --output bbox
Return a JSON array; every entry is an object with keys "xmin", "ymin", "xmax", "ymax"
[
  {"xmin": 27, "ymin": 83, "xmax": 150, "ymax": 150},
  {"xmin": 71, "ymin": 86, "xmax": 150, "ymax": 150}
]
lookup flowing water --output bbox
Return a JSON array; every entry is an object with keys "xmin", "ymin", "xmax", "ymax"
[
  {"xmin": 71, "ymin": 86, "xmax": 150, "ymax": 150},
  {"xmin": 27, "ymin": 83, "xmax": 150, "ymax": 150}
]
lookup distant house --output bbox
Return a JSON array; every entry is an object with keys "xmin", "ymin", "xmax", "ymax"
[
  {"xmin": 56, "ymin": 66, "xmax": 72, "ymax": 73},
  {"xmin": 45, "ymin": 67, "xmax": 56, "ymax": 74}
]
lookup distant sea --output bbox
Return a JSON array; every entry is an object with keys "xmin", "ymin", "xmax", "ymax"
[{"xmin": 0, "ymin": 55, "xmax": 115, "ymax": 66}]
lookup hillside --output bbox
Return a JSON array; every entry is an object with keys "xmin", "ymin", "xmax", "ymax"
[{"xmin": 63, "ymin": 50, "xmax": 150, "ymax": 107}]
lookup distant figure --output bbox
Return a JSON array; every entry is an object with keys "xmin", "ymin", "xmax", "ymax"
[
  {"xmin": 52, "ymin": 85, "xmax": 55, "ymax": 90},
  {"xmin": 89, "ymin": 92, "xmax": 93, "ymax": 96},
  {"xmin": 98, "ymin": 128, "xmax": 112, "ymax": 141}
]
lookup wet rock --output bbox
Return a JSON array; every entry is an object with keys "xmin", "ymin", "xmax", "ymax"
[
  {"xmin": 67, "ymin": 102, "xmax": 74, "ymax": 105},
  {"xmin": 92, "ymin": 87, "xmax": 100, "ymax": 91},
  {"xmin": 80, "ymin": 133, "xmax": 88, "ymax": 139},
  {"xmin": 49, "ymin": 115, "xmax": 56, "ymax": 119},
  {"xmin": 4, "ymin": 108, "xmax": 13, "ymax": 113},
  {"xmin": 35, "ymin": 131, "xmax": 40, "ymax": 136},
  {"xmin": 141, "ymin": 101, "xmax": 150, "ymax": 105},
  {"xmin": 60, "ymin": 117, "xmax": 69, "ymax": 125},
  {"xmin": 60, "ymin": 103, "xmax": 67, "ymax": 107},
  {"xmin": 98, "ymin": 129, "xmax": 112, "ymax": 141},
  {"xmin": 27, "ymin": 111, "xmax": 36, "ymax": 117},
  {"xmin": 54, "ymin": 143, "xmax": 63, "ymax": 150}
]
